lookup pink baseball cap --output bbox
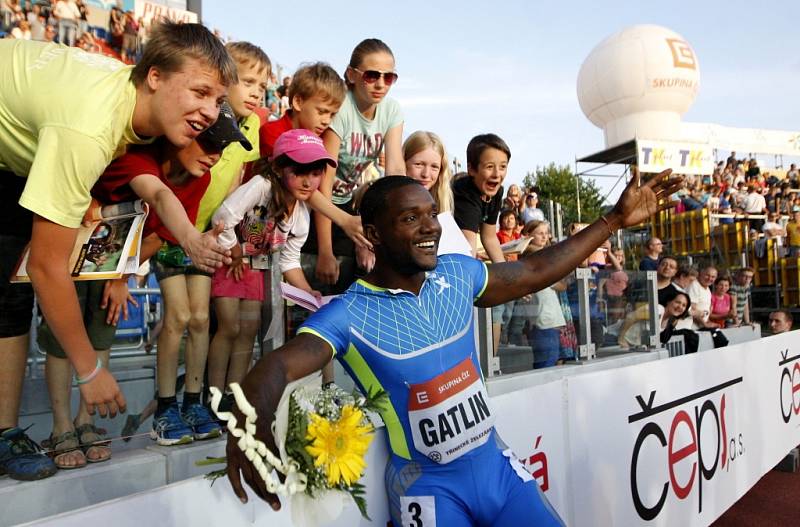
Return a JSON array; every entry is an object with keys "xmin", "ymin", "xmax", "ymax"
[{"xmin": 270, "ymin": 129, "xmax": 337, "ymax": 167}]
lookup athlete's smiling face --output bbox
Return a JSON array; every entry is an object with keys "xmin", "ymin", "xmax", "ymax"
[{"xmin": 374, "ymin": 184, "xmax": 442, "ymax": 274}]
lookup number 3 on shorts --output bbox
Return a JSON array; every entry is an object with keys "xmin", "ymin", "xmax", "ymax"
[{"xmin": 400, "ymin": 496, "xmax": 435, "ymax": 527}]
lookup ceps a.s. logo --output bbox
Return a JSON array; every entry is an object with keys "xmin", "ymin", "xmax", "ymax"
[
  {"xmin": 779, "ymin": 348, "xmax": 800, "ymax": 424},
  {"xmin": 628, "ymin": 377, "xmax": 744, "ymax": 521}
]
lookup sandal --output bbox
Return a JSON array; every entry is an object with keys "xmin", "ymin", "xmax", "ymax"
[
  {"xmin": 75, "ymin": 423, "xmax": 112, "ymax": 464},
  {"xmin": 43, "ymin": 430, "xmax": 86, "ymax": 470}
]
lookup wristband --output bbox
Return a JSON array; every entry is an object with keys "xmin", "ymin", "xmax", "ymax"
[
  {"xmin": 600, "ymin": 215, "xmax": 615, "ymax": 236},
  {"xmin": 74, "ymin": 358, "xmax": 103, "ymax": 385}
]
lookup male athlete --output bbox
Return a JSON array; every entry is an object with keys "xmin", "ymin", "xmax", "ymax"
[{"xmin": 225, "ymin": 170, "xmax": 679, "ymax": 525}]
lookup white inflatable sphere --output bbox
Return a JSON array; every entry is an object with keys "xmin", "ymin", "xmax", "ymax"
[{"xmin": 577, "ymin": 24, "xmax": 700, "ymax": 147}]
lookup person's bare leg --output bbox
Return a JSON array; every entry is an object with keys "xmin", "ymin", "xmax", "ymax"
[
  {"xmin": 0, "ymin": 334, "xmax": 28, "ymax": 429},
  {"xmin": 45, "ymin": 352, "xmax": 85, "ymax": 467},
  {"xmin": 492, "ymin": 322, "xmax": 501, "ymax": 357},
  {"xmin": 207, "ymin": 297, "xmax": 240, "ymax": 390},
  {"xmin": 183, "ymin": 275, "xmax": 211, "ymax": 394},
  {"xmin": 156, "ymin": 276, "xmax": 191, "ymax": 397},
  {"xmin": 226, "ymin": 300, "xmax": 260, "ymax": 386}
]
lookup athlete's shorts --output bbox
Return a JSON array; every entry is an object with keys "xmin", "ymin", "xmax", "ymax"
[
  {"xmin": 38, "ymin": 281, "xmax": 117, "ymax": 358},
  {"xmin": 210, "ymin": 264, "xmax": 264, "ymax": 301},
  {"xmin": 385, "ymin": 436, "xmax": 565, "ymax": 527}
]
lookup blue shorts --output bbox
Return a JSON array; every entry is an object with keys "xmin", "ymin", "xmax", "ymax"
[{"xmin": 385, "ymin": 434, "xmax": 564, "ymax": 527}]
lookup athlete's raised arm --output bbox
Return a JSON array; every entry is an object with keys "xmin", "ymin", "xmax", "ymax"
[
  {"xmin": 476, "ymin": 168, "xmax": 682, "ymax": 308},
  {"xmin": 224, "ymin": 332, "xmax": 333, "ymax": 508}
]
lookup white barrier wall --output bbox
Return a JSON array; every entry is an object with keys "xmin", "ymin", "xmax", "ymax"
[{"xmin": 28, "ymin": 333, "xmax": 800, "ymax": 527}]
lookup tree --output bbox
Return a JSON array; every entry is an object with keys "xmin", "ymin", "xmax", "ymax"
[{"xmin": 522, "ymin": 163, "xmax": 605, "ymax": 227}]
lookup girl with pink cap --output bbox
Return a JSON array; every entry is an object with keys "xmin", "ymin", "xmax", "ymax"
[{"xmin": 207, "ymin": 129, "xmax": 363, "ymax": 401}]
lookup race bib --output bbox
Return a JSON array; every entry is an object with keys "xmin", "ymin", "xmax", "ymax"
[{"xmin": 408, "ymin": 357, "xmax": 495, "ymax": 464}]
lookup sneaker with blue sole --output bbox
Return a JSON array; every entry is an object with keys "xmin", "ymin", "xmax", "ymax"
[
  {"xmin": 150, "ymin": 404, "xmax": 194, "ymax": 446},
  {"xmin": 182, "ymin": 403, "xmax": 222, "ymax": 440},
  {"xmin": 0, "ymin": 427, "xmax": 58, "ymax": 481}
]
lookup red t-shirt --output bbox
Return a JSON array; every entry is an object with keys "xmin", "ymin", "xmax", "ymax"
[
  {"xmin": 260, "ymin": 113, "xmax": 293, "ymax": 159},
  {"xmin": 92, "ymin": 144, "xmax": 211, "ymax": 244},
  {"xmin": 496, "ymin": 230, "xmax": 520, "ymax": 244}
]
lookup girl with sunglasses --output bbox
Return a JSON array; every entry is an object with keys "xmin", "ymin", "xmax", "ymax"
[{"xmin": 302, "ymin": 38, "xmax": 404, "ymax": 318}]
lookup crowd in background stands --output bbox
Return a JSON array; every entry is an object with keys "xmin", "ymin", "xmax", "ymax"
[
  {"xmin": 0, "ymin": 0, "xmax": 151, "ymax": 62},
  {"xmin": 488, "ymin": 152, "xmax": 799, "ymax": 363},
  {"xmin": 675, "ymin": 153, "xmax": 800, "ymax": 252}
]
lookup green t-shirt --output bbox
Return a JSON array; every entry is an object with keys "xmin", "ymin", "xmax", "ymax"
[
  {"xmin": 0, "ymin": 40, "xmax": 147, "ymax": 228},
  {"xmin": 194, "ymin": 112, "xmax": 261, "ymax": 231},
  {"xmin": 328, "ymin": 91, "xmax": 403, "ymax": 205}
]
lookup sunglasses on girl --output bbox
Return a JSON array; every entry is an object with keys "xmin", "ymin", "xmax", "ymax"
[{"xmin": 352, "ymin": 67, "xmax": 399, "ymax": 86}]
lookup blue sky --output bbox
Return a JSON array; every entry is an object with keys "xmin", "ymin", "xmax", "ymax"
[{"xmin": 203, "ymin": 0, "xmax": 800, "ymax": 202}]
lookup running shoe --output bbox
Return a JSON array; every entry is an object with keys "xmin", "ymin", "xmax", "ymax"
[
  {"xmin": 0, "ymin": 427, "xmax": 58, "ymax": 481},
  {"xmin": 150, "ymin": 404, "xmax": 193, "ymax": 446},
  {"xmin": 182, "ymin": 403, "xmax": 222, "ymax": 440}
]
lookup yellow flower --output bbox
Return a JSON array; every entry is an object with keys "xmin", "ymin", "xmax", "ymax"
[{"xmin": 306, "ymin": 405, "xmax": 374, "ymax": 486}]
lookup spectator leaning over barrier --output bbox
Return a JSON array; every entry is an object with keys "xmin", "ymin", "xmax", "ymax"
[
  {"xmin": 0, "ymin": 22, "xmax": 234, "ymax": 482},
  {"xmin": 638, "ymin": 237, "xmax": 663, "ymax": 271},
  {"xmin": 729, "ymin": 267, "xmax": 754, "ymax": 326},
  {"xmin": 39, "ymin": 110, "xmax": 248, "ymax": 467},
  {"xmin": 769, "ymin": 310, "xmax": 793, "ymax": 334},
  {"xmin": 453, "ymin": 133, "xmax": 510, "ymax": 263}
]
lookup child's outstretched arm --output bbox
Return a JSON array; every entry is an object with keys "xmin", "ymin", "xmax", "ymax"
[
  {"xmin": 128, "ymin": 174, "xmax": 231, "ymax": 272},
  {"xmin": 307, "ymin": 190, "xmax": 371, "ymax": 249}
]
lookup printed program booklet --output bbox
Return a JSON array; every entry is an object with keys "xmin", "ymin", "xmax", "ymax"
[{"xmin": 12, "ymin": 200, "xmax": 148, "ymax": 282}]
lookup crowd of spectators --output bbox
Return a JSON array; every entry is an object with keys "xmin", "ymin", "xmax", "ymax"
[
  {"xmin": 676, "ymin": 153, "xmax": 800, "ymax": 247},
  {"xmin": 486, "ymin": 156, "xmax": 799, "ymax": 362},
  {"xmin": 1, "ymin": 1, "xmax": 151, "ymax": 63}
]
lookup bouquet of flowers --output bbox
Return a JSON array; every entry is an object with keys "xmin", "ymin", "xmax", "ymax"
[{"xmin": 202, "ymin": 374, "xmax": 387, "ymax": 527}]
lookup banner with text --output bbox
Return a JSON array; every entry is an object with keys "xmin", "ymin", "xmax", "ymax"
[
  {"xmin": 567, "ymin": 333, "xmax": 799, "ymax": 526},
  {"xmin": 135, "ymin": 0, "xmax": 197, "ymax": 24},
  {"xmin": 28, "ymin": 334, "xmax": 800, "ymax": 527},
  {"xmin": 637, "ymin": 139, "xmax": 715, "ymax": 176}
]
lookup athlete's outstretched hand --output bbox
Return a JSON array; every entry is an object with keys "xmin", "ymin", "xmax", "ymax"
[{"xmin": 611, "ymin": 168, "xmax": 683, "ymax": 229}]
